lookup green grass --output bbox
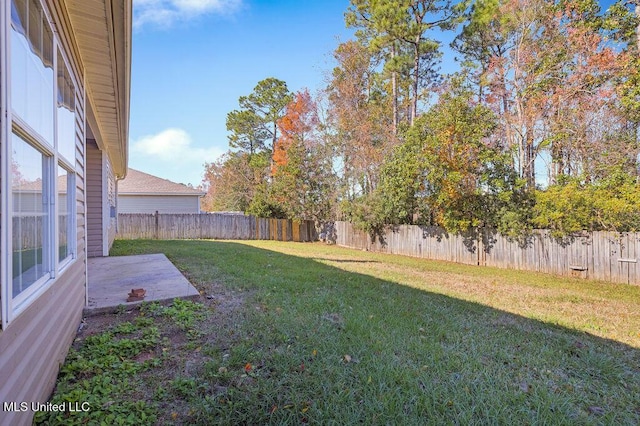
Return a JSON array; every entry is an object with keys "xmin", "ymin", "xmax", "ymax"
[
  {"xmin": 13, "ymin": 247, "xmax": 42, "ymax": 276},
  {"xmin": 45, "ymin": 239, "xmax": 640, "ymax": 424},
  {"xmin": 35, "ymin": 299, "xmax": 204, "ymax": 425}
]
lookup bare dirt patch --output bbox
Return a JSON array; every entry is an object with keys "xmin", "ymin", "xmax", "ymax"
[{"xmin": 66, "ymin": 279, "xmax": 250, "ymax": 425}]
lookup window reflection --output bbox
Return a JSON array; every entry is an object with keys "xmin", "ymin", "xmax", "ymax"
[
  {"xmin": 57, "ymin": 51, "xmax": 76, "ymax": 163},
  {"xmin": 12, "ymin": 132, "xmax": 51, "ymax": 297},
  {"xmin": 10, "ymin": 0, "xmax": 54, "ymax": 143},
  {"xmin": 58, "ymin": 166, "xmax": 73, "ymax": 263}
]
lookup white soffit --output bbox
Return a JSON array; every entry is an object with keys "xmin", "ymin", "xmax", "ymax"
[{"xmin": 64, "ymin": 0, "xmax": 131, "ymax": 178}]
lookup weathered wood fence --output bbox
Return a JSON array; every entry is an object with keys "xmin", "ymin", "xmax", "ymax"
[
  {"xmin": 117, "ymin": 213, "xmax": 316, "ymax": 242},
  {"xmin": 335, "ymin": 221, "xmax": 640, "ymax": 285},
  {"xmin": 13, "ymin": 215, "xmax": 69, "ymax": 249}
]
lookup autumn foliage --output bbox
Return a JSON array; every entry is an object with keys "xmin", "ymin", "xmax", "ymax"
[
  {"xmin": 272, "ymin": 89, "xmax": 317, "ymax": 175},
  {"xmin": 203, "ymin": 0, "xmax": 640, "ymax": 237}
]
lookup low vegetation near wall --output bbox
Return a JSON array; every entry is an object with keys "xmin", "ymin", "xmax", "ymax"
[
  {"xmin": 118, "ymin": 213, "xmax": 316, "ymax": 242},
  {"xmin": 335, "ymin": 221, "xmax": 640, "ymax": 285}
]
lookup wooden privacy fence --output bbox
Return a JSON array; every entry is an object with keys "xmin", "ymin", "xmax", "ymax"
[
  {"xmin": 335, "ymin": 221, "xmax": 640, "ymax": 285},
  {"xmin": 13, "ymin": 215, "xmax": 69, "ymax": 250},
  {"xmin": 117, "ymin": 213, "xmax": 316, "ymax": 242}
]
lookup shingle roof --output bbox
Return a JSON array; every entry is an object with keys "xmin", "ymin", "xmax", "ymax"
[
  {"xmin": 14, "ymin": 175, "xmax": 68, "ymax": 192},
  {"xmin": 119, "ymin": 169, "xmax": 205, "ymax": 196}
]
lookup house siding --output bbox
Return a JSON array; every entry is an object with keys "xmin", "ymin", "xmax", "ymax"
[
  {"xmin": 106, "ymin": 157, "xmax": 117, "ymax": 252},
  {"xmin": 86, "ymin": 139, "xmax": 104, "ymax": 257},
  {"xmin": 75, "ymin": 77, "xmax": 87, "ymax": 266},
  {"xmin": 119, "ymin": 195, "xmax": 201, "ymax": 214},
  {"xmin": 0, "ymin": 1, "xmax": 87, "ymax": 421},
  {"xmin": 0, "ymin": 260, "xmax": 85, "ymax": 426}
]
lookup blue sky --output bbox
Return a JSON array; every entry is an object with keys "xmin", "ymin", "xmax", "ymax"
[
  {"xmin": 128, "ymin": 0, "xmax": 356, "ymax": 187},
  {"xmin": 128, "ymin": 0, "xmax": 620, "ymax": 187}
]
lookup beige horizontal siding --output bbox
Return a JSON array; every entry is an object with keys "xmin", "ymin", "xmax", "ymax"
[
  {"xmin": 86, "ymin": 140, "xmax": 103, "ymax": 257},
  {"xmin": 118, "ymin": 195, "xmax": 201, "ymax": 214},
  {"xmin": 0, "ymin": 259, "xmax": 85, "ymax": 426},
  {"xmin": 0, "ymin": 3, "xmax": 89, "ymax": 424},
  {"xmin": 106, "ymin": 159, "xmax": 117, "ymax": 253}
]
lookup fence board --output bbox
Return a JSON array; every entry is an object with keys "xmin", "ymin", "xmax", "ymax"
[
  {"xmin": 608, "ymin": 233, "xmax": 620, "ymax": 283},
  {"xmin": 335, "ymin": 221, "xmax": 640, "ymax": 285},
  {"xmin": 118, "ymin": 213, "xmax": 316, "ymax": 243}
]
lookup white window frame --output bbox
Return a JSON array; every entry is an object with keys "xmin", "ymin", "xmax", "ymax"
[
  {"xmin": 56, "ymin": 47, "xmax": 78, "ymax": 168},
  {"xmin": 9, "ymin": 128, "xmax": 55, "ymax": 314},
  {"xmin": 57, "ymin": 163, "xmax": 76, "ymax": 271},
  {"xmin": 55, "ymin": 39, "xmax": 78, "ymax": 272},
  {"xmin": 1, "ymin": 0, "xmax": 9, "ymax": 329},
  {"xmin": 1, "ymin": 0, "xmax": 80, "ymax": 327}
]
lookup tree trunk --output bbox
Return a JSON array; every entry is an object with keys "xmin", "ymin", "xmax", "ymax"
[
  {"xmin": 524, "ymin": 126, "xmax": 535, "ymax": 188},
  {"xmin": 550, "ymin": 144, "xmax": 561, "ymax": 185},
  {"xmin": 636, "ymin": 2, "xmax": 640, "ymax": 53},
  {"xmin": 497, "ymin": 57, "xmax": 514, "ymax": 171},
  {"xmin": 270, "ymin": 122, "xmax": 278, "ymax": 177},
  {"xmin": 478, "ymin": 64, "xmax": 485, "ymax": 102},
  {"xmin": 392, "ymin": 42, "xmax": 398, "ymax": 134},
  {"xmin": 636, "ymin": 2, "xmax": 640, "ymax": 178},
  {"xmin": 411, "ymin": 39, "xmax": 420, "ymax": 127}
]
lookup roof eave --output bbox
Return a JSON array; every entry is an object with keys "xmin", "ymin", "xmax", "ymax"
[{"xmin": 65, "ymin": 0, "xmax": 132, "ymax": 178}]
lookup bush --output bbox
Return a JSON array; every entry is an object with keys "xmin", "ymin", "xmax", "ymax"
[{"xmin": 533, "ymin": 171, "xmax": 640, "ymax": 237}]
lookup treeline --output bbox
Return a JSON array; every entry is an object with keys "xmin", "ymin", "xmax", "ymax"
[{"xmin": 201, "ymin": 0, "xmax": 640, "ymax": 238}]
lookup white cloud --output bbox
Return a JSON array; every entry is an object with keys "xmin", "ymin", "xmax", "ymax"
[
  {"xmin": 134, "ymin": 0, "xmax": 241, "ymax": 29},
  {"xmin": 131, "ymin": 128, "xmax": 224, "ymax": 186}
]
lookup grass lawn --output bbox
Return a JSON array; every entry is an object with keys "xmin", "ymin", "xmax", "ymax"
[{"xmin": 40, "ymin": 240, "xmax": 640, "ymax": 425}]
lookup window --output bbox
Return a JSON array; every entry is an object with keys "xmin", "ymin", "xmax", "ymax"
[
  {"xmin": 11, "ymin": 132, "xmax": 52, "ymax": 301},
  {"xmin": 57, "ymin": 50, "xmax": 75, "ymax": 163},
  {"xmin": 56, "ymin": 48, "xmax": 77, "ymax": 269},
  {"xmin": 1, "ymin": 0, "xmax": 79, "ymax": 322},
  {"xmin": 10, "ymin": 0, "xmax": 54, "ymax": 143},
  {"xmin": 58, "ymin": 165, "xmax": 74, "ymax": 266}
]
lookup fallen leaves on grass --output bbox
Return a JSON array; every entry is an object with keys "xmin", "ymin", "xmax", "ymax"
[
  {"xmin": 322, "ymin": 313, "xmax": 344, "ymax": 328},
  {"xmin": 342, "ymin": 354, "xmax": 360, "ymax": 364}
]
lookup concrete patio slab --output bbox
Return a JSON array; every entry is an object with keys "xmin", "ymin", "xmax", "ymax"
[{"xmin": 85, "ymin": 253, "xmax": 201, "ymax": 316}]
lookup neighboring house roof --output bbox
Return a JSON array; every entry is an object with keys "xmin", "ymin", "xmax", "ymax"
[
  {"xmin": 13, "ymin": 175, "xmax": 72, "ymax": 192},
  {"xmin": 118, "ymin": 169, "xmax": 205, "ymax": 196}
]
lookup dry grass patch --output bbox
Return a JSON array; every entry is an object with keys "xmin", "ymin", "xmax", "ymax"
[{"xmin": 297, "ymin": 243, "xmax": 640, "ymax": 348}]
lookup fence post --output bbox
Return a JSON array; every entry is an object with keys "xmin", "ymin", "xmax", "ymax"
[
  {"xmin": 477, "ymin": 229, "xmax": 480, "ymax": 266},
  {"xmin": 154, "ymin": 210, "xmax": 159, "ymax": 240}
]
